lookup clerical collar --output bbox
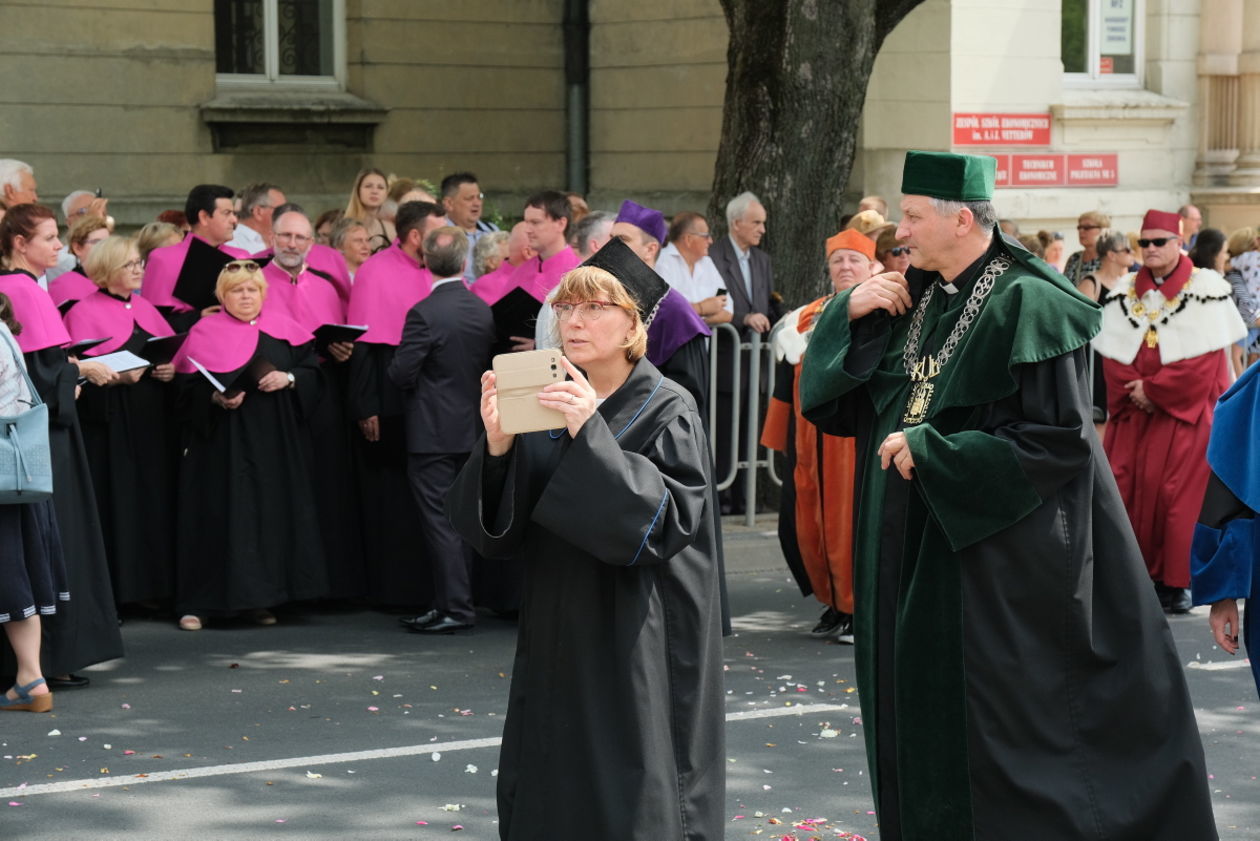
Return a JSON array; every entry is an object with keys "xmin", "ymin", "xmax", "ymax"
[{"xmin": 938, "ymin": 236, "xmax": 1003, "ymax": 296}]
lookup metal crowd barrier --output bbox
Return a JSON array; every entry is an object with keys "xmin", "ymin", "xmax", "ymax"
[{"xmin": 707, "ymin": 322, "xmax": 784, "ymax": 528}]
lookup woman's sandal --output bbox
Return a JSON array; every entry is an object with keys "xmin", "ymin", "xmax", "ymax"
[{"xmin": 0, "ymin": 678, "xmax": 54, "ymax": 713}]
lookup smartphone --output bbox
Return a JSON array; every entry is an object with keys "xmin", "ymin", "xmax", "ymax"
[
  {"xmin": 715, "ymin": 287, "xmax": 727, "ymax": 296},
  {"xmin": 493, "ymin": 349, "xmax": 567, "ymax": 434}
]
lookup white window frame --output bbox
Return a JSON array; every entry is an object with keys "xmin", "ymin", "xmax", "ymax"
[
  {"xmin": 215, "ymin": 0, "xmax": 346, "ymax": 91},
  {"xmin": 1063, "ymin": 0, "xmax": 1145, "ymax": 89}
]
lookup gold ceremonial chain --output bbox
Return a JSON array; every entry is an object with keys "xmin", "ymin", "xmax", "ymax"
[
  {"xmin": 1126, "ymin": 281, "xmax": 1186, "ymax": 349},
  {"xmin": 900, "ymin": 256, "xmax": 1011, "ymax": 425}
]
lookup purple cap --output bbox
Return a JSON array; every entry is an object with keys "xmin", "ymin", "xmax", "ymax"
[{"xmin": 615, "ymin": 199, "xmax": 667, "ymax": 245}]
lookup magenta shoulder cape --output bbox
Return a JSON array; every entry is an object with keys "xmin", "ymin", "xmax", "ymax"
[
  {"xmin": 345, "ymin": 243, "xmax": 433, "ymax": 345},
  {"xmin": 171, "ymin": 308, "xmax": 313, "ymax": 374},
  {"xmin": 261, "ymin": 262, "xmax": 346, "ymax": 332},
  {"xmin": 63, "ymin": 290, "xmax": 175, "ymax": 356},
  {"xmin": 0, "ymin": 270, "xmax": 73, "ymax": 353}
]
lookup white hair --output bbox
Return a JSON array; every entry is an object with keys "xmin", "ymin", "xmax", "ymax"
[
  {"xmin": 0, "ymin": 159, "xmax": 33, "ymax": 193},
  {"xmin": 929, "ymin": 198, "xmax": 998, "ymax": 231},
  {"xmin": 61, "ymin": 190, "xmax": 95, "ymax": 220},
  {"xmin": 725, "ymin": 191, "xmax": 762, "ymax": 228}
]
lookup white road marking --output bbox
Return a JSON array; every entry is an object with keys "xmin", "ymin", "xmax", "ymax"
[
  {"xmin": 0, "ymin": 703, "xmax": 850, "ymax": 799},
  {"xmin": 1186, "ymin": 658, "xmax": 1252, "ymax": 671}
]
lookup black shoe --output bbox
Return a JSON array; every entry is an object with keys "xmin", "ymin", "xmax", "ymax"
[
  {"xmin": 1169, "ymin": 589, "xmax": 1193, "ymax": 615},
  {"xmin": 408, "ymin": 614, "xmax": 473, "ymax": 634},
  {"xmin": 1153, "ymin": 582, "xmax": 1174, "ymax": 611},
  {"xmin": 834, "ymin": 615, "xmax": 855, "ymax": 645},
  {"xmin": 47, "ymin": 674, "xmax": 90, "ymax": 689},
  {"xmin": 810, "ymin": 607, "xmax": 844, "ymax": 637},
  {"xmin": 399, "ymin": 609, "xmax": 440, "ymax": 629}
]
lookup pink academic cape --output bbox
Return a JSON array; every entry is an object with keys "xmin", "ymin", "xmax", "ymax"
[
  {"xmin": 139, "ymin": 234, "xmax": 251, "ymax": 312},
  {"xmin": 171, "ymin": 308, "xmax": 313, "ymax": 375},
  {"xmin": 471, "ymin": 260, "xmax": 519, "ymax": 305},
  {"xmin": 254, "ymin": 242, "xmax": 352, "ymax": 303},
  {"xmin": 48, "ymin": 269, "xmax": 99, "ymax": 309},
  {"xmin": 63, "ymin": 289, "xmax": 174, "ymax": 356},
  {"xmin": 261, "ymin": 261, "xmax": 346, "ymax": 332},
  {"xmin": 346, "ymin": 243, "xmax": 432, "ymax": 346},
  {"xmin": 0, "ymin": 270, "xmax": 71, "ymax": 353},
  {"xmin": 509, "ymin": 246, "xmax": 580, "ymax": 302}
]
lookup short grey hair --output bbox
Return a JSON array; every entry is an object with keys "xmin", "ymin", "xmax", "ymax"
[
  {"xmin": 725, "ymin": 191, "xmax": 762, "ymax": 228},
  {"xmin": 930, "ymin": 198, "xmax": 998, "ymax": 232},
  {"xmin": 61, "ymin": 190, "xmax": 96, "ymax": 220},
  {"xmin": 330, "ymin": 217, "xmax": 367, "ymax": 249},
  {"xmin": 473, "ymin": 230, "xmax": 509, "ymax": 277},
  {"xmin": 0, "ymin": 159, "xmax": 33, "ymax": 194},
  {"xmin": 1094, "ymin": 228, "xmax": 1129, "ymax": 260},
  {"xmin": 423, "ymin": 225, "xmax": 470, "ymax": 279},
  {"xmin": 238, "ymin": 181, "xmax": 283, "ymax": 216},
  {"xmin": 569, "ymin": 209, "xmax": 615, "ymax": 257}
]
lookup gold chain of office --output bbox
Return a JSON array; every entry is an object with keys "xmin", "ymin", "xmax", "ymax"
[{"xmin": 900, "ymin": 255, "xmax": 1011, "ymax": 425}]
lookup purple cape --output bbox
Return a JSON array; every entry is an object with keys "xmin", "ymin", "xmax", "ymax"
[
  {"xmin": 346, "ymin": 243, "xmax": 433, "ymax": 345},
  {"xmin": 261, "ymin": 262, "xmax": 346, "ymax": 332},
  {"xmin": 0, "ymin": 270, "xmax": 73, "ymax": 353},
  {"xmin": 48, "ymin": 269, "xmax": 99, "ymax": 308},
  {"xmin": 63, "ymin": 289, "xmax": 174, "ymax": 356},
  {"xmin": 171, "ymin": 308, "xmax": 313, "ymax": 374},
  {"xmin": 140, "ymin": 233, "xmax": 251, "ymax": 312},
  {"xmin": 646, "ymin": 287, "xmax": 711, "ymax": 366}
]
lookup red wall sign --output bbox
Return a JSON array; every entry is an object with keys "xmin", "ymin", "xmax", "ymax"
[
  {"xmin": 952, "ymin": 113, "xmax": 1052, "ymax": 146},
  {"xmin": 987, "ymin": 153, "xmax": 1119, "ymax": 189}
]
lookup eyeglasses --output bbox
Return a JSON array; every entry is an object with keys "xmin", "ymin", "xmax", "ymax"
[
  {"xmin": 887, "ymin": 246, "xmax": 911, "ymax": 257},
  {"xmin": 275, "ymin": 232, "xmax": 313, "ymax": 244},
  {"xmin": 223, "ymin": 260, "xmax": 261, "ymax": 273},
  {"xmin": 1076, "ymin": 225, "xmax": 1101, "ymax": 231},
  {"xmin": 121, "ymin": 259, "xmax": 145, "ymax": 273},
  {"xmin": 686, "ymin": 230, "xmax": 713, "ymax": 240},
  {"xmin": 551, "ymin": 300, "xmax": 618, "ymax": 321},
  {"xmin": 1137, "ymin": 237, "xmax": 1177, "ymax": 248}
]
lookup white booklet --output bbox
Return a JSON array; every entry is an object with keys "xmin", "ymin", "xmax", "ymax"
[
  {"xmin": 91, "ymin": 349, "xmax": 151, "ymax": 374},
  {"xmin": 187, "ymin": 357, "xmax": 227, "ymax": 393}
]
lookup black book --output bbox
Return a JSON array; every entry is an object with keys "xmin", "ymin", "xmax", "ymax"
[
  {"xmin": 172, "ymin": 238, "xmax": 236, "ymax": 312},
  {"xmin": 188, "ymin": 352, "xmax": 278, "ymax": 399},
  {"xmin": 491, "ymin": 286, "xmax": 544, "ymax": 352},
  {"xmin": 66, "ymin": 336, "xmax": 110, "ymax": 357},
  {"xmin": 313, "ymin": 323, "xmax": 368, "ymax": 355},
  {"xmin": 139, "ymin": 332, "xmax": 189, "ymax": 365}
]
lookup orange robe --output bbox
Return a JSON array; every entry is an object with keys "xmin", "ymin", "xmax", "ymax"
[{"xmin": 762, "ymin": 297, "xmax": 855, "ymax": 613}]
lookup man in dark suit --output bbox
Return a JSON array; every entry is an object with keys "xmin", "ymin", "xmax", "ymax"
[
  {"xmin": 388, "ymin": 226, "xmax": 496, "ymax": 633},
  {"xmin": 707, "ymin": 191, "xmax": 774, "ymax": 513}
]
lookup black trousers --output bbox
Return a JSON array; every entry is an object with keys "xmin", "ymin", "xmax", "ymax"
[{"xmin": 406, "ymin": 452, "xmax": 475, "ymax": 624}]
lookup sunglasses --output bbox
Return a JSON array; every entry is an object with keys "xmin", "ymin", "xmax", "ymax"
[
  {"xmin": 1137, "ymin": 238, "xmax": 1176, "ymax": 248},
  {"xmin": 222, "ymin": 260, "xmax": 261, "ymax": 272},
  {"xmin": 886, "ymin": 246, "xmax": 910, "ymax": 257}
]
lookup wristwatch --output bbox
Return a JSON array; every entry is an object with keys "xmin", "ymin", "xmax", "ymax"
[{"xmin": 286, "ymin": 372, "xmax": 296, "ymax": 389}]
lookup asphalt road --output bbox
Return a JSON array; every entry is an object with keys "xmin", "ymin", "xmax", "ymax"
[{"xmin": 2, "ymin": 519, "xmax": 1256, "ymax": 840}]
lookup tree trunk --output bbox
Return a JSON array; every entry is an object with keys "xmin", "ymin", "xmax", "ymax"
[{"xmin": 709, "ymin": 0, "xmax": 926, "ymax": 310}]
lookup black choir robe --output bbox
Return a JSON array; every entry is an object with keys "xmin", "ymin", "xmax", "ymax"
[
  {"xmin": 448, "ymin": 358, "xmax": 725, "ymax": 841},
  {"xmin": 173, "ymin": 334, "xmax": 327, "ymax": 614},
  {"xmin": 347, "ymin": 341, "xmax": 429, "ymax": 605}
]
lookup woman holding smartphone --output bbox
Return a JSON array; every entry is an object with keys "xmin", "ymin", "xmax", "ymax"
[{"xmin": 449, "ymin": 257, "xmax": 724, "ymax": 841}]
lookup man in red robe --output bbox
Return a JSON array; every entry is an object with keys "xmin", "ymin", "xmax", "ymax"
[{"xmin": 1095, "ymin": 208, "xmax": 1247, "ymax": 613}]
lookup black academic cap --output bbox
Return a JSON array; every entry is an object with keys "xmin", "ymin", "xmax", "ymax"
[{"xmin": 580, "ymin": 237, "xmax": 669, "ymax": 328}]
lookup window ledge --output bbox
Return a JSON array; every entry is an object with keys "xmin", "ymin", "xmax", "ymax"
[
  {"xmin": 1051, "ymin": 89, "xmax": 1187, "ymax": 126},
  {"xmin": 199, "ymin": 91, "xmax": 388, "ymax": 150}
]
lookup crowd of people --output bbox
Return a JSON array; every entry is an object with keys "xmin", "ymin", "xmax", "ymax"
[{"xmin": 1, "ymin": 149, "xmax": 1257, "ymax": 838}]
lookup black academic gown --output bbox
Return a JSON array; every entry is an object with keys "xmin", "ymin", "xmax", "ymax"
[
  {"xmin": 2, "ymin": 344, "xmax": 122, "ymax": 676},
  {"xmin": 77, "ymin": 324, "xmax": 177, "ymax": 605},
  {"xmin": 448, "ymin": 359, "xmax": 725, "ymax": 841},
  {"xmin": 173, "ymin": 334, "xmax": 328, "ymax": 614},
  {"xmin": 307, "ymin": 355, "xmax": 365, "ymax": 599},
  {"xmin": 800, "ymin": 238, "xmax": 1216, "ymax": 841},
  {"xmin": 347, "ymin": 341, "xmax": 429, "ymax": 606}
]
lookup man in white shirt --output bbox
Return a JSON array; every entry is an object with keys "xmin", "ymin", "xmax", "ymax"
[
  {"xmin": 655, "ymin": 211, "xmax": 731, "ymax": 326},
  {"xmin": 227, "ymin": 182, "xmax": 285, "ymax": 254}
]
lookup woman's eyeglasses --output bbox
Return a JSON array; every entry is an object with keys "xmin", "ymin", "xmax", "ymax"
[
  {"xmin": 552, "ymin": 301, "xmax": 618, "ymax": 321},
  {"xmin": 121, "ymin": 259, "xmax": 145, "ymax": 273},
  {"xmin": 223, "ymin": 260, "xmax": 261, "ymax": 273}
]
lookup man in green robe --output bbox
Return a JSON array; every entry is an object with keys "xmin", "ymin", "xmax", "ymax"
[{"xmin": 800, "ymin": 151, "xmax": 1216, "ymax": 841}]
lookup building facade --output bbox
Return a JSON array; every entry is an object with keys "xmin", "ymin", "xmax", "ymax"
[{"xmin": 4, "ymin": 0, "xmax": 1256, "ymax": 249}]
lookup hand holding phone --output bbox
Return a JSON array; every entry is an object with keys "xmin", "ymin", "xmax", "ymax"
[{"xmin": 492, "ymin": 349, "xmax": 568, "ymax": 434}]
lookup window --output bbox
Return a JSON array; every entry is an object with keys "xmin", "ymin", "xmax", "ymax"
[
  {"xmin": 214, "ymin": 0, "xmax": 343, "ymax": 87},
  {"xmin": 1062, "ymin": 0, "xmax": 1142, "ymax": 86}
]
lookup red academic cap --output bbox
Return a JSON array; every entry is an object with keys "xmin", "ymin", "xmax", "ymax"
[{"xmin": 1141, "ymin": 209, "xmax": 1180, "ymax": 235}]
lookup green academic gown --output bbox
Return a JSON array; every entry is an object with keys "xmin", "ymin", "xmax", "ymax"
[{"xmin": 800, "ymin": 234, "xmax": 1216, "ymax": 841}]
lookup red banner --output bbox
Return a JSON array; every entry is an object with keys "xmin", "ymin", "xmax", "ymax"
[
  {"xmin": 952, "ymin": 113, "xmax": 1052, "ymax": 146},
  {"xmin": 1065, "ymin": 154, "xmax": 1119, "ymax": 186},
  {"xmin": 1010, "ymin": 155, "xmax": 1065, "ymax": 187}
]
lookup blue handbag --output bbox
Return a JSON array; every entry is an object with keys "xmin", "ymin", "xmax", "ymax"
[{"xmin": 0, "ymin": 328, "xmax": 53, "ymax": 503}]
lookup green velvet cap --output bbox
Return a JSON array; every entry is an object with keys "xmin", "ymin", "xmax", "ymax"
[{"xmin": 901, "ymin": 151, "xmax": 995, "ymax": 201}]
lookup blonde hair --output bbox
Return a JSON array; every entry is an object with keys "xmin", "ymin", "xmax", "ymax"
[
  {"xmin": 1227, "ymin": 226, "xmax": 1257, "ymax": 259},
  {"xmin": 1078, "ymin": 210, "xmax": 1112, "ymax": 229},
  {"xmin": 82, "ymin": 235, "xmax": 138, "ymax": 287},
  {"xmin": 135, "ymin": 221, "xmax": 182, "ymax": 263},
  {"xmin": 344, "ymin": 167, "xmax": 389, "ymax": 222},
  {"xmin": 214, "ymin": 261, "xmax": 268, "ymax": 302},
  {"xmin": 551, "ymin": 266, "xmax": 648, "ymax": 362},
  {"xmin": 67, "ymin": 214, "xmax": 109, "ymax": 254}
]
